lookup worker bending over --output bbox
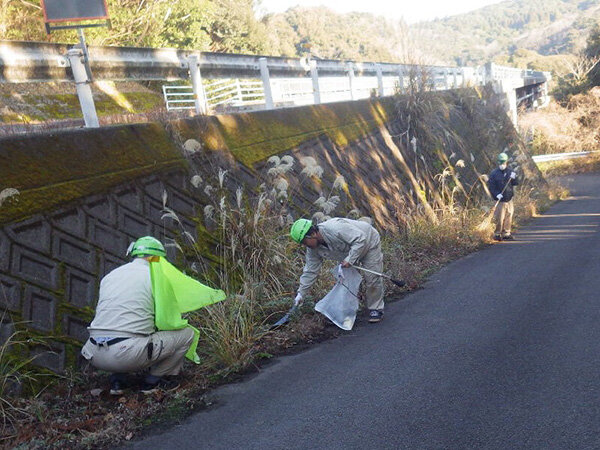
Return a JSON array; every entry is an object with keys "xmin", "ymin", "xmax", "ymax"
[{"xmin": 290, "ymin": 217, "xmax": 385, "ymax": 323}]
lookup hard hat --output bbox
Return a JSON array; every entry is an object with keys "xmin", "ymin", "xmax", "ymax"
[
  {"xmin": 497, "ymin": 152, "xmax": 509, "ymax": 163},
  {"xmin": 128, "ymin": 236, "xmax": 166, "ymax": 257},
  {"xmin": 290, "ymin": 219, "xmax": 313, "ymax": 243}
]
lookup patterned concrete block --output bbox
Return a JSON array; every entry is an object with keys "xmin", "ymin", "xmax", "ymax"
[
  {"xmin": 146, "ymin": 198, "xmax": 169, "ymax": 228},
  {"xmin": 5, "ymin": 216, "xmax": 51, "ymax": 254},
  {"xmin": 88, "ymin": 219, "xmax": 126, "ymax": 256},
  {"xmin": 11, "ymin": 247, "xmax": 59, "ymax": 290},
  {"xmin": 0, "ymin": 320, "xmax": 15, "ymax": 346},
  {"xmin": 99, "ymin": 252, "xmax": 126, "ymax": 278},
  {"xmin": 114, "ymin": 186, "xmax": 143, "ymax": 212},
  {"xmin": 31, "ymin": 343, "xmax": 65, "ymax": 373},
  {"xmin": 63, "ymin": 315, "xmax": 89, "ymax": 342},
  {"xmin": 22, "ymin": 286, "xmax": 57, "ymax": 332},
  {"xmin": 50, "ymin": 208, "xmax": 87, "ymax": 238},
  {"xmin": 0, "ymin": 274, "xmax": 22, "ymax": 312},
  {"xmin": 168, "ymin": 189, "xmax": 196, "ymax": 218},
  {"xmin": 166, "ymin": 172, "xmax": 190, "ymax": 191},
  {"xmin": 84, "ymin": 195, "xmax": 117, "ymax": 225},
  {"xmin": 65, "ymin": 267, "xmax": 96, "ymax": 308},
  {"xmin": 119, "ymin": 207, "xmax": 152, "ymax": 238},
  {"xmin": 180, "ymin": 218, "xmax": 197, "ymax": 236},
  {"xmin": 0, "ymin": 229, "xmax": 9, "ymax": 272},
  {"xmin": 53, "ymin": 231, "xmax": 96, "ymax": 273},
  {"xmin": 143, "ymin": 177, "xmax": 166, "ymax": 202}
]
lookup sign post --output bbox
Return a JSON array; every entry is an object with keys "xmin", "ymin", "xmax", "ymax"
[{"xmin": 40, "ymin": 0, "xmax": 111, "ymax": 128}]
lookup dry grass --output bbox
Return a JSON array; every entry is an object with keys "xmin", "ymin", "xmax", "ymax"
[
  {"xmin": 0, "ymin": 324, "xmax": 52, "ymax": 443},
  {"xmin": 519, "ymin": 88, "xmax": 600, "ymax": 156},
  {"xmin": 3, "ymin": 81, "xmax": 560, "ymax": 448},
  {"xmin": 383, "ymin": 206, "xmax": 488, "ymax": 292},
  {"xmin": 536, "ymin": 152, "xmax": 600, "ymax": 177}
]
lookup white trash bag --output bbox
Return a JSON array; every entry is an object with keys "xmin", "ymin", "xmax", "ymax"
[{"xmin": 314, "ymin": 266, "xmax": 362, "ymax": 330}]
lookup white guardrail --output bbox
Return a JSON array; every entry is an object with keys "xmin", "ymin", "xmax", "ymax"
[
  {"xmin": 532, "ymin": 151, "xmax": 600, "ymax": 163},
  {"xmin": 0, "ymin": 41, "xmax": 551, "ymax": 126}
]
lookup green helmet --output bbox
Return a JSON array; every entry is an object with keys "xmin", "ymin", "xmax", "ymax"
[
  {"xmin": 128, "ymin": 236, "xmax": 166, "ymax": 257},
  {"xmin": 290, "ymin": 219, "xmax": 313, "ymax": 243},
  {"xmin": 497, "ymin": 152, "xmax": 509, "ymax": 163}
]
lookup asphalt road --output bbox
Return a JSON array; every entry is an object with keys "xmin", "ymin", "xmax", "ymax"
[{"xmin": 128, "ymin": 173, "xmax": 600, "ymax": 450}]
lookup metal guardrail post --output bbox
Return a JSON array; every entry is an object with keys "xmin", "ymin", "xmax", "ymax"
[
  {"xmin": 347, "ymin": 62, "xmax": 356, "ymax": 100},
  {"xmin": 66, "ymin": 48, "xmax": 99, "ymax": 128},
  {"xmin": 236, "ymin": 79, "xmax": 242, "ymax": 103},
  {"xmin": 259, "ymin": 57, "xmax": 274, "ymax": 109},
  {"xmin": 310, "ymin": 59, "xmax": 321, "ymax": 104},
  {"xmin": 376, "ymin": 64, "xmax": 384, "ymax": 97},
  {"xmin": 397, "ymin": 67, "xmax": 404, "ymax": 93},
  {"xmin": 188, "ymin": 55, "xmax": 207, "ymax": 115}
]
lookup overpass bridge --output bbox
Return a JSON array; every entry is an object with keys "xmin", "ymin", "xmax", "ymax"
[{"xmin": 0, "ymin": 40, "xmax": 550, "ymax": 128}]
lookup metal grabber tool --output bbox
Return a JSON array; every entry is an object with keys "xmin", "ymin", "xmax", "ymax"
[{"xmin": 350, "ymin": 265, "xmax": 406, "ymax": 288}]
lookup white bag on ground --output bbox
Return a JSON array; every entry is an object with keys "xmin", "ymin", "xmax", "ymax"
[{"xmin": 315, "ymin": 266, "xmax": 362, "ymax": 330}]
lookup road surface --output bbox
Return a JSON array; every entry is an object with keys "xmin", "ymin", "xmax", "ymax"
[{"xmin": 128, "ymin": 173, "xmax": 600, "ymax": 449}]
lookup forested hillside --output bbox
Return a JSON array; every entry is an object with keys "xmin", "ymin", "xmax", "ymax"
[
  {"xmin": 2, "ymin": 0, "xmax": 600, "ymax": 73},
  {"xmin": 414, "ymin": 0, "xmax": 600, "ymax": 68}
]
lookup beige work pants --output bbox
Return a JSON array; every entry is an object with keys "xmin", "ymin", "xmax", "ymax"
[
  {"xmin": 359, "ymin": 246, "xmax": 385, "ymax": 311},
  {"xmin": 81, "ymin": 328, "xmax": 194, "ymax": 377},
  {"xmin": 494, "ymin": 200, "xmax": 514, "ymax": 236}
]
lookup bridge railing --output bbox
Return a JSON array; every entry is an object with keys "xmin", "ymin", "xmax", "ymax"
[{"xmin": 0, "ymin": 40, "xmax": 550, "ymax": 126}]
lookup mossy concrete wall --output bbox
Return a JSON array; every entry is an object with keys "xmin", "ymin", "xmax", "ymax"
[
  {"xmin": 0, "ymin": 88, "xmax": 544, "ymax": 373},
  {"xmin": 0, "ymin": 81, "xmax": 165, "ymax": 124}
]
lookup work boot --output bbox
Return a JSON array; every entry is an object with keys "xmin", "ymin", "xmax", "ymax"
[
  {"xmin": 140, "ymin": 375, "xmax": 180, "ymax": 394},
  {"xmin": 493, "ymin": 234, "xmax": 502, "ymax": 241},
  {"xmin": 502, "ymin": 234, "xmax": 514, "ymax": 240},
  {"xmin": 368, "ymin": 310, "xmax": 384, "ymax": 323},
  {"xmin": 109, "ymin": 373, "xmax": 128, "ymax": 396}
]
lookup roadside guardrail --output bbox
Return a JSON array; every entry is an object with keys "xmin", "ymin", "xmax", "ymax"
[{"xmin": 532, "ymin": 151, "xmax": 600, "ymax": 163}]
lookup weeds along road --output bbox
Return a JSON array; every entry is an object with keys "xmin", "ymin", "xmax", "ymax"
[{"xmin": 127, "ymin": 173, "xmax": 600, "ymax": 450}]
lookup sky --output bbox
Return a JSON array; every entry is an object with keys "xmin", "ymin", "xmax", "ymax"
[{"xmin": 257, "ymin": 0, "xmax": 504, "ymax": 24}]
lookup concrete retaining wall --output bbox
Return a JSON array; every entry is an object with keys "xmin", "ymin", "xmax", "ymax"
[{"xmin": 0, "ymin": 89, "xmax": 544, "ymax": 373}]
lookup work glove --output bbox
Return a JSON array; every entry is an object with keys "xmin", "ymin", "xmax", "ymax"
[
  {"xmin": 510, "ymin": 171, "xmax": 517, "ymax": 179},
  {"xmin": 294, "ymin": 292, "xmax": 303, "ymax": 306},
  {"xmin": 337, "ymin": 264, "xmax": 345, "ymax": 281},
  {"xmin": 496, "ymin": 193, "xmax": 503, "ymax": 200}
]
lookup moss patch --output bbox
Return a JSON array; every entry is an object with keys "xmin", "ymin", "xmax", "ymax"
[
  {"xmin": 0, "ymin": 123, "xmax": 186, "ymax": 224},
  {"xmin": 172, "ymin": 97, "xmax": 396, "ymax": 167},
  {"xmin": 0, "ymin": 92, "xmax": 164, "ymax": 123}
]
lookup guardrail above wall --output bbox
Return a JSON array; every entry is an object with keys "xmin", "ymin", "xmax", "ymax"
[
  {"xmin": 0, "ymin": 40, "xmax": 552, "ymax": 127},
  {"xmin": 0, "ymin": 40, "xmax": 476, "ymax": 82}
]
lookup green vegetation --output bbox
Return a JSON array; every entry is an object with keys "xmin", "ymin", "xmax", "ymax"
[
  {"xmin": 5, "ymin": 0, "xmax": 600, "ymax": 71},
  {"xmin": 0, "ymin": 91, "xmax": 164, "ymax": 123},
  {"xmin": 0, "ymin": 0, "xmax": 266, "ymax": 53},
  {"xmin": 0, "ymin": 123, "xmax": 185, "ymax": 224},
  {"xmin": 0, "ymin": 81, "xmax": 559, "ymax": 447},
  {"xmin": 172, "ymin": 98, "xmax": 395, "ymax": 167}
]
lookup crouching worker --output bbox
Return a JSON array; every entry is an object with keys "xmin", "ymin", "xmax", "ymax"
[
  {"xmin": 290, "ymin": 217, "xmax": 385, "ymax": 323},
  {"xmin": 81, "ymin": 236, "xmax": 226, "ymax": 395}
]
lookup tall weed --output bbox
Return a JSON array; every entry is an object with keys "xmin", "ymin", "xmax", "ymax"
[{"xmin": 0, "ymin": 325, "xmax": 46, "ymax": 440}]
